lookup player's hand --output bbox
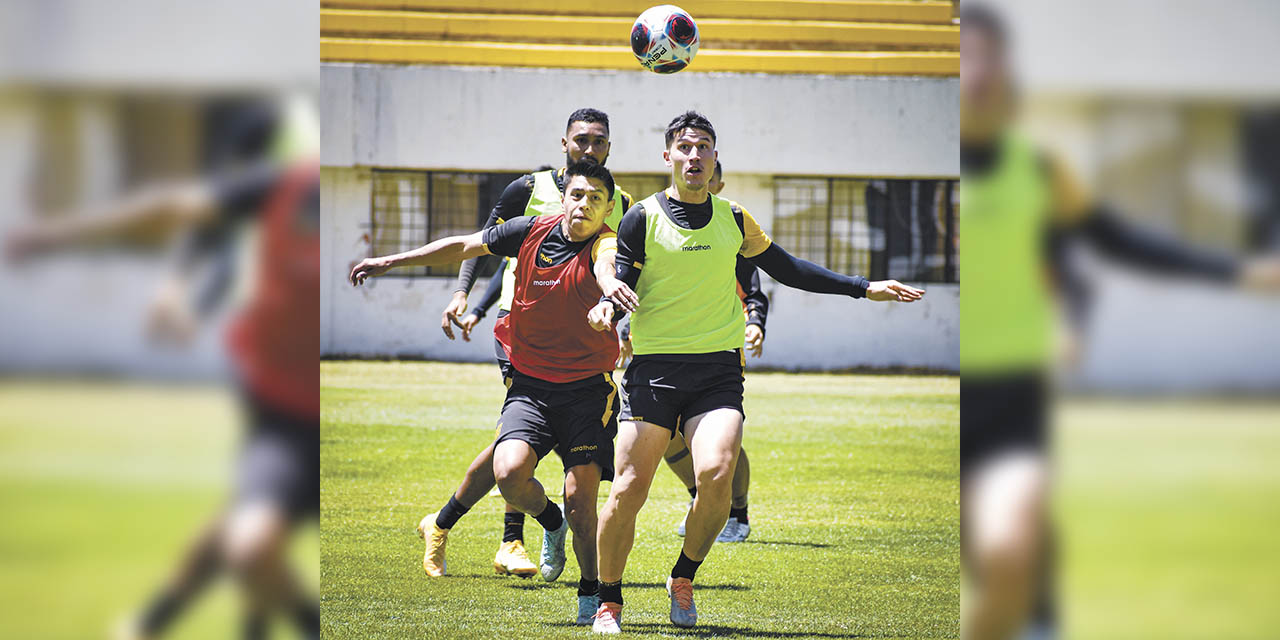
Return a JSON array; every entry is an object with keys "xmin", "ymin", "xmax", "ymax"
[
  {"xmin": 349, "ymin": 257, "xmax": 391, "ymax": 286},
  {"xmin": 745, "ymin": 324, "xmax": 764, "ymax": 358},
  {"xmin": 146, "ymin": 279, "xmax": 197, "ymax": 346},
  {"xmin": 457, "ymin": 313, "xmax": 480, "ymax": 342},
  {"xmin": 441, "ymin": 290, "xmax": 469, "ymax": 340},
  {"xmin": 588, "ymin": 300, "xmax": 615, "ymax": 332},
  {"xmin": 866, "ymin": 280, "xmax": 924, "ymax": 302},
  {"xmin": 1240, "ymin": 255, "xmax": 1280, "ymax": 291},
  {"xmin": 599, "ymin": 276, "xmax": 638, "ymax": 313},
  {"xmin": 617, "ymin": 335, "xmax": 633, "ymax": 368}
]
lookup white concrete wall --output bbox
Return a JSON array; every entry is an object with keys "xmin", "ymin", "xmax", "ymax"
[{"xmin": 321, "ymin": 64, "xmax": 958, "ymax": 177}]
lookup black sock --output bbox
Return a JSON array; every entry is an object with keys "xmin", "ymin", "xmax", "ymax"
[
  {"xmin": 138, "ymin": 593, "xmax": 184, "ymax": 634},
  {"xmin": 598, "ymin": 580, "xmax": 623, "ymax": 606},
  {"xmin": 435, "ymin": 496, "xmax": 470, "ymax": 530},
  {"xmin": 242, "ymin": 612, "xmax": 267, "ymax": 640},
  {"xmin": 291, "ymin": 599, "xmax": 321, "ymax": 639},
  {"xmin": 671, "ymin": 551, "xmax": 703, "ymax": 581},
  {"xmin": 533, "ymin": 499, "xmax": 564, "ymax": 531},
  {"xmin": 729, "ymin": 505, "xmax": 748, "ymax": 522},
  {"xmin": 502, "ymin": 511, "xmax": 525, "ymax": 543},
  {"xmin": 687, "ymin": 486, "xmax": 697, "ymax": 499},
  {"xmin": 578, "ymin": 578, "xmax": 599, "ymax": 597}
]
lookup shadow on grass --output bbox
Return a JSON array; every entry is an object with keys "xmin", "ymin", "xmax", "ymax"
[
  {"xmin": 495, "ymin": 579, "xmax": 751, "ymax": 592},
  {"xmin": 739, "ymin": 539, "xmax": 833, "ymax": 549},
  {"xmin": 546, "ymin": 621, "xmax": 878, "ymax": 637}
]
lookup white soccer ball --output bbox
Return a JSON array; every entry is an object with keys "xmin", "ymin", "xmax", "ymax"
[{"xmin": 630, "ymin": 5, "xmax": 699, "ymax": 74}]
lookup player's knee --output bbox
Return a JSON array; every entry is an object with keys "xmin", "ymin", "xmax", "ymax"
[
  {"xmin": 694, "ymin": 460, "xmax": 734, "ymax": 493},
  {"xmin": 222, "ymin": 510, "xmax": 285, "ymax": 575},
  {"xmin": 564, "ymin": 492, "xmax": 596, "ymax": 527}
]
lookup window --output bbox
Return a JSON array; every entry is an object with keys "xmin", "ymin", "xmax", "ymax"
[
  {"xmin": 772, "ymin": 177, "xmax": 958, "ymax": 283},
  {"xmin": 369, "ymin": 169, "xmax": 521, "ymax": 278}
]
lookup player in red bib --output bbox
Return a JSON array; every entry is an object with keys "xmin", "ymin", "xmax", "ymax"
[{"xmin": 349, "ymin": 159, "xmax": 637, "ymax": 625}]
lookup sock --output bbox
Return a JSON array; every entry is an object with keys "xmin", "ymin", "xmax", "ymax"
[
  {"xmin": 578, "ymin": 578, "xmax": 599, "ymax": 597},
  {"xmin": 138, "ymin": 593, "xmax": 183, "ymax": 634},
  {"xmin": 435, "ymin": 496, "xmax": 470, "ymax": 530},
  {"xmin": 598, "ymin": 580, "xmax": 623, "ymax": 606},
  {"xmin": 671, "ymin": 551, "xmax": 703, "ymax": 581},
  {"xmin": 241, "ymin": 612, "xmax": 267, "ymax": 640},
  {"xmin": 687, "ymin": 486, "xmax": 697, "ymax": 499},
  {"xmin": 729, "ymin": 504, "xmax": 748, "ymax": 522},
  {"xmin": 291, "ymin": 599, "xmax": 321, "ymax": 639},
  {"xmin": 502, "ymin": 511, "xmax": 526, "ymax": 543},
  {"xmin": 533, "ymin": 499, "xmax": 564, "ymax": 531}
]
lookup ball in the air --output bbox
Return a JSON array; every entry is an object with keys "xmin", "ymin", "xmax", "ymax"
[{"xmin": 631, "ymin": 5, "xmax": 699, "ymax": 74}]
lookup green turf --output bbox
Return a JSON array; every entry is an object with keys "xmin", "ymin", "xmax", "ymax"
[
  {"xmin": 321, "ymin": 361, "xmax": 959, "ymax": 639},
  {"xmin": 1055, "ymin": 398, "xmax": 1280, "ymax": 639},
  {"xmin": 0, "ymin": 380, "xmax": 318, "ymax": 639}
]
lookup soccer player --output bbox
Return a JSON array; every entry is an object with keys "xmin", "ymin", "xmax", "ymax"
[
  {"xmin": 960, "ymin": 6, "xmax": 1280, "ymax": 639},
  {"xmin": 665, "ymin": 160, "xmax": 766, "ymax": 543},
  {"xmin": 422, "ymin": 110, "xmax": 635, "ymax": 578},
  {"xmin": 586, "ymin": 111, "xmax": 924, "ymax": 633},
  {"xmin": 351, "ymin": 160, "xmax": 636, "ymax": 625},
  {"xmin": 8, "ymin": 98, "xmax": 320, "ymax": 640}
]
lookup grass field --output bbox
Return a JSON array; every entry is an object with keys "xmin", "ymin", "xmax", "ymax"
[
  {"xmin": 320, "ymin": 361, "xmax": 960, "ymax": 639},
  {"xmin": 0, "ymin": 379, "xmax": 319, "ymax": 639}
]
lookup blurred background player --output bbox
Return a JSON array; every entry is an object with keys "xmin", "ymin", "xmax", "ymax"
[
  {"xmin": 959, "ymin": 5, "xmax": 1280, "ymax": 639},
  {"xmin": 417, "ymin": 111, "xmax": 633, "ymax": 579},
  {"xmin": 589, "ymin": 111, "xmax": 924, "ymax": 633},
  {"xmin": 352, "ymin": 159, "xmax": 629, "ymax": 625},
  {"xmin": 662, "ymin": 160, "xmax": 767, "ymax": 543},
  {"xmin": 7, "ymin": 95, "xmax": 320, "ymax": 640}
]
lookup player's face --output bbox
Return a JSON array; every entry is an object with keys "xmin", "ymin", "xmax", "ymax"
[
  {"xmin": 664, "ymin": 128, "xmax": 717, "ymax": 193},
  {"xmin": 960, "ymin": 26, "xmax": 1011, "ymax": 142},
  {"xmin": 562, "ymin": 121, "xmax": 611, "ymax": 166},
  {"xmin": 561, "ymin": 175, "xmax": 610, "ymax": 241},
  {"xmin": 708, "ymin": 168, "xmax": 724, "ymax": 195}
]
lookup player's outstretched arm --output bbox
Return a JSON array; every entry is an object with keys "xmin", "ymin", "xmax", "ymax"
[
  {"xmin": 350, "ymin": 230, "xmax": 487, "ymax": 286},
  {"xmin": 749, "ymin": 243, "xmax": 923, "ymax": 302}
]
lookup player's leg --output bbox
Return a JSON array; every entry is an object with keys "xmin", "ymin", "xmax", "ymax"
[
  {"xmin": 493, "ymin": 359, "xmax": 529, "ymax": 566},
  {"xmin": 962, "ymin": 450, "xmax": 1049, "ymax": 640},
  {"xmin": 664, "ymin": 437, "xmax": 697, "ymax": 535},
  {"xmin": 564, "ymin": 462, "xmax": 603, "ymax": 622},
  {"xmin": 491, "ymin": 385, "xmax": 567, "ymax": 581},
  {"xmin": 121, "ymin": 514, "xmax": 226, "ymax": 639},
  {"xmin": 719, "ymin": 446, "xmax": 751, "ymax": 542},
  {"xmin": 594, "ymin": 419, "xmax": 671, "ymax": 630}
]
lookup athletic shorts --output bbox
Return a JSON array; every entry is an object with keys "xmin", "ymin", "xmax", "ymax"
[
  {"xmin": 494, "ymin": 334, "xmax": 513, "ymax": 382},
  {"xmin": 960, "ymin": 372, "xmax": 1048, "ymax": 476},
  {"xmin": 619, "ymin": 357, "xmax": 745, "ymax": 435},
  {"xmin": 494, "ymin": 369, "xmax": 619, "ymax": 481},
  {"xmin": 234, "ymin": 391, "xmax": 320, "ymax": 523}
]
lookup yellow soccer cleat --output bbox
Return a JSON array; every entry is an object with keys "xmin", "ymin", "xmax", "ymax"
[
  {"xmin": 493, "ymin": 540, "xmax": 538, "ymax": 577},
  {"xmin": 416, "ymin": 512, "xmax": 449, "ymax": 577}
]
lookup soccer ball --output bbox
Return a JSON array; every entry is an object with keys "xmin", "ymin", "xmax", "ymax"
[{"xmin": 631, "ymin": 5, "xmax": 699, "ymax": 74}]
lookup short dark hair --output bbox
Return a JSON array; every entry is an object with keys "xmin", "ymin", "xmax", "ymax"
[
  {"xmin": 960, "ymin": 3, "xmax": 1008, "ymax": 55},
  {"xmin": 713, "ymin": 160, "xmax": 723, "ymax": 178},
  {"xmin": 565, "ymin": 158, "xmax": 615, "ymax": 202},
  {"xmin": 566, "ymin": 108, "xmax": 610, "ymax": 137},
  {"xmin": 664, "ymin": 110, "xmax": 716, "ymax": 147}
]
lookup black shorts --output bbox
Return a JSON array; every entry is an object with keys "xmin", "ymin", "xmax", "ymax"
[
  {"xmin": 960, "ymin": 372, "xmax": 1048, "ymax": 476},
  {"xmin": 494, "ymin": 370, "xmax": 619, "ymax": 481},
  {"xmin": 619, "ymin": 357, "xmax": 745, "ymax": 435},
  {"xmin": 234, "ymin": 392, "xmax": 320, "ymax": 523}
]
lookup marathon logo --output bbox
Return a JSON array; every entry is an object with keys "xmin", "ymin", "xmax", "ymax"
[
  {"xmin": 570, "ymin": 444, "xmax": 598, "ymax": 453},
  {"xmin": 531, "ymin": 279, "xmax": 561, "ymax": 286},
  {"xmin": 681, "ymin": 244, "xmax": 712, "ymax": 252}
]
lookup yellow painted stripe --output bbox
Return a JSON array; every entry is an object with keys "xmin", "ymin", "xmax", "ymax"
[
  {"xmin": 321, "ymin": 9, "xmax": 959, "ymax": 48},
  {"xmin": 601, "ymin": 372, "xmax": 617, "ymax": 427},
  {"xmin": 321, "ymin": 38, "xmax": 959, "ymax": 75},
  {"xmin": 319, "ymin": 1, "xmax": 956, "ymax": 25}
]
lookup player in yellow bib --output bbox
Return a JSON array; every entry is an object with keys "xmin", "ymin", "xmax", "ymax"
[{"xmin": 585, "ymin": 111, "xmax": 925, "ymax": 633}]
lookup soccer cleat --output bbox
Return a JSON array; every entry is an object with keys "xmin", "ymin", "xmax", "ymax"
[
  {"xmin": 716, "ymin": 516, "xmax": 751, "ymax": 543},
  {"xmin": 416, "ymin": 512, "xmax": 448, "ymax": 577},
  {"xmin": 666, "ymin": 576, "xmax": 697, "ymax": 627},
  {"xmin": 591, "ymin": 602, "xmax": 623, "ymax": 634},
  {"xmin": 675, "ymin": 499, "xmax": 692, "ymax": 536},
  {"xmin": 493, "ymin": 540, "xmax": 538, "ymax": 577},
  {"xmin": 539, "ymin": 508, "xmax": 569, "ymax": 581},
  {"xmin": 576, "ymin": 594, "xmax": 601, "ymax": 625}
]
